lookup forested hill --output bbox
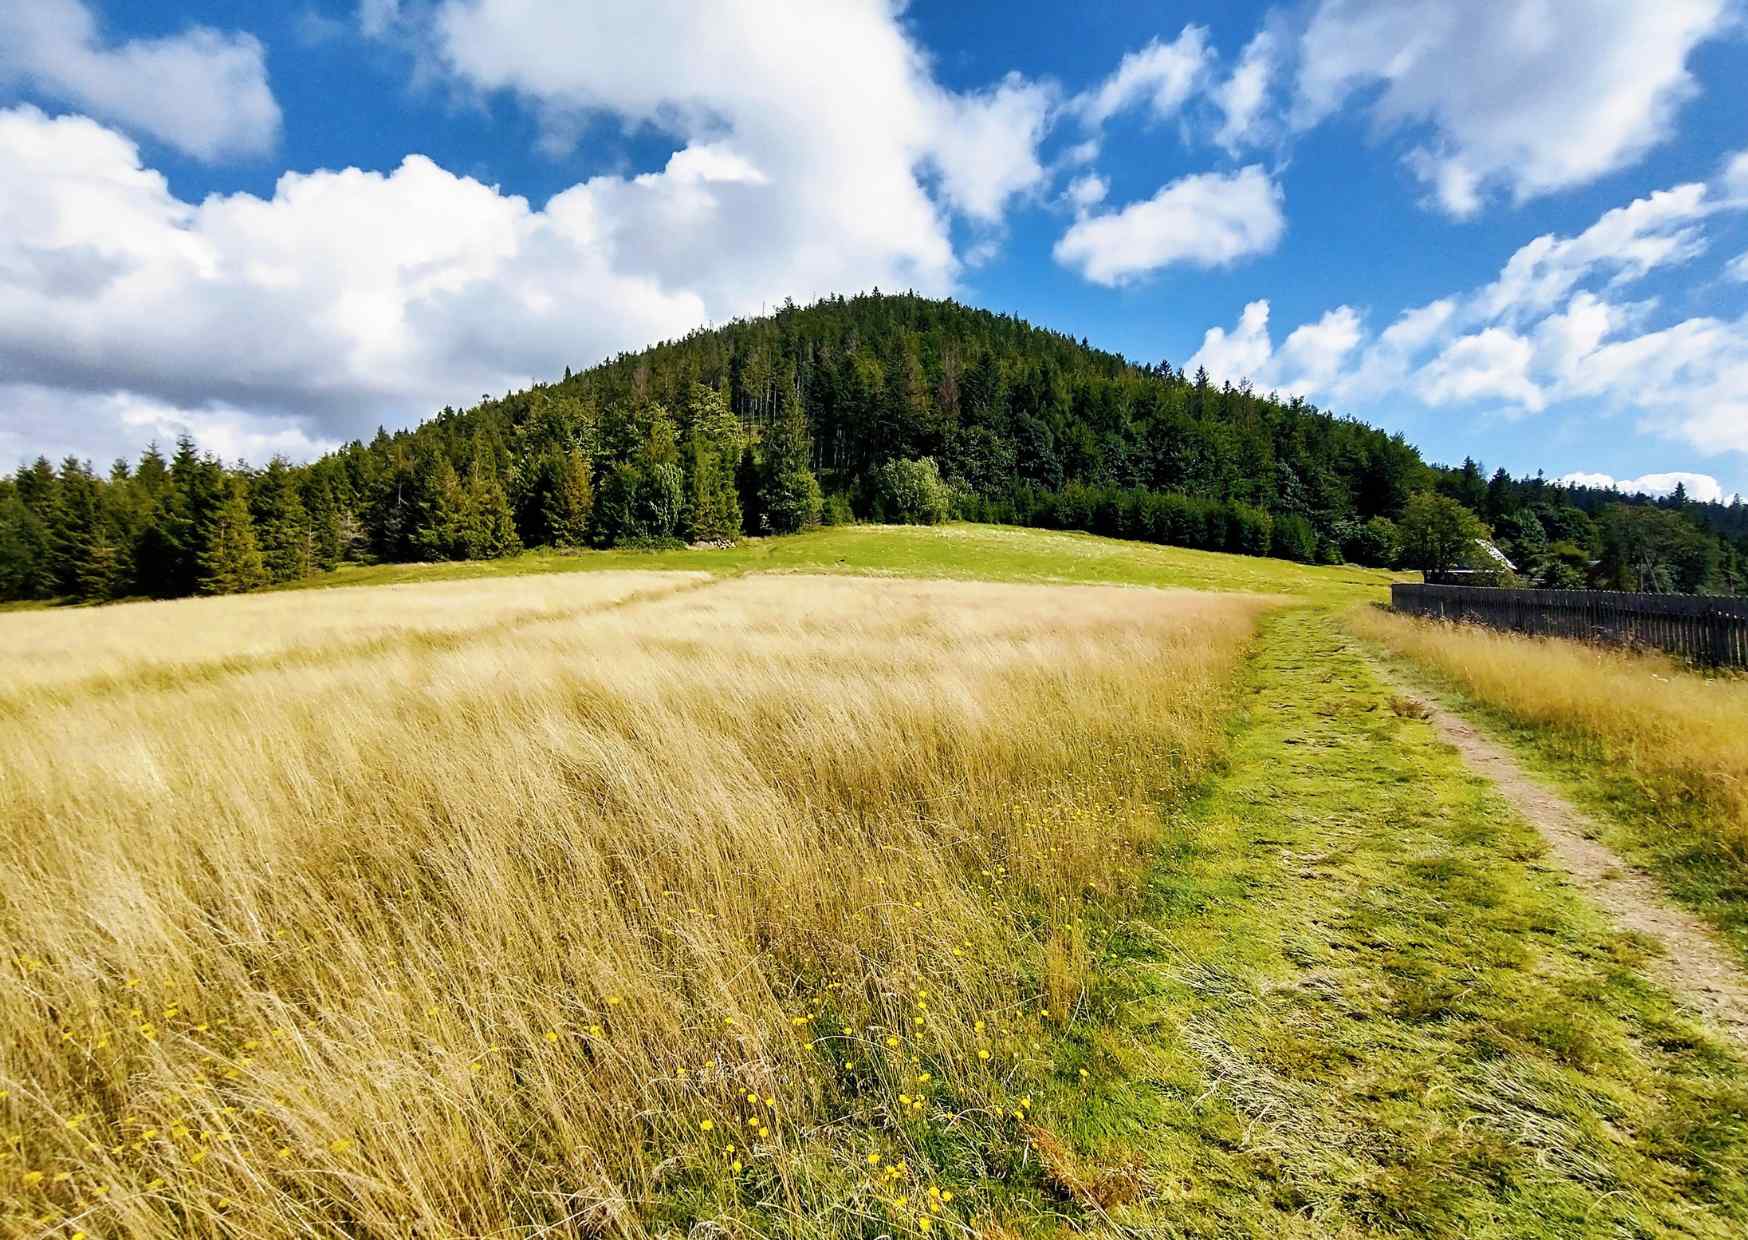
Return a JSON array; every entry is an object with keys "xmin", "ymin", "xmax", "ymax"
[{"xmin": 3, "ymin": 291, "xmax": 1745, "ymax": 602}]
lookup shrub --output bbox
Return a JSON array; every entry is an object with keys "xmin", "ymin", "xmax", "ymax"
[{"xmin": 871, "ymin": 457, "xmax": 952, "ymax": 525}]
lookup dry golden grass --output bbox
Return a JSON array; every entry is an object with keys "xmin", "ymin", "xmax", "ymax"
[
  {"xmin": 0, "ymin": 570, "xmax": 706, "ymax": 705},
  {"xmin": 1, "ymin": 572, "xmax": 1268, "ymax": 1237},
  {"xmin": 1349, "ymin": 606, "xmax": 1748, "ymax": 853}
]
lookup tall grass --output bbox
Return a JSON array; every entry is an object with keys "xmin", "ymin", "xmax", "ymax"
[
  {"xmin": 2, "ymin": 572, "xmax": 1268, "ymax": 1237},
  {"xmin": 1349, "ymin": 607, "xmax": 1748, "ymax": 937}
]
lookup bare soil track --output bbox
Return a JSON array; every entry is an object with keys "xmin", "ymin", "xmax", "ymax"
[{"xmin": 1377, "ymin": 660, "xmax": 1748, "ymax": 1051}]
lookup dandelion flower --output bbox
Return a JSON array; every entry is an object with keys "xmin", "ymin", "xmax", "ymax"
[{"xmin": 700, "ymin": 1120, "xmax": 715, "ymax": 1132}]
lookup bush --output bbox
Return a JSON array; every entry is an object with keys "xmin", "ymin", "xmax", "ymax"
[
  {"xmin": 871, "ymin": 457, "xmax": 952, "ymax": 525},
  {"xmin": 1271, "ymin": 513, "xmax": 1318, "ymax": 563},
  {"xmin": 1344, "ymin": 516, "xmax": 1401, "ymax": 567},
  {"xmin": 820, "ymin": 492, "xmax": 855, "ymax": 527}
]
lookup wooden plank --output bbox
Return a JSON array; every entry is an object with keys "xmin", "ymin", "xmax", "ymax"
[{"xmin": 1389, "ymin": 583, "xmax": 1748, "ymax": 669}]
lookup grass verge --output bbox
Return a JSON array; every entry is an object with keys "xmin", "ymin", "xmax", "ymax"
[
  {"xmin": 1008, "ymin": 608, "xmax": 1747, "ymax": 1237},
  {"xmin": 1347, "ymin": 605, "xmax": 1748, "ymax": 966}
]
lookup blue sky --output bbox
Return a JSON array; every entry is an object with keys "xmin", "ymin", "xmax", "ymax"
[{"xmin": 2, "ymin": 1, "xmax": 1746, "ymax": 501}]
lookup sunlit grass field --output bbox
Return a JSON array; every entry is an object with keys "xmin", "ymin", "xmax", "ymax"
[
  {"xmin": 1349, "ymin": 605, "xmax": 1748, "ymax": 957},
  {"xmin": 281, "ymin": 522, "xmax": 1401, "ymax": 605},
  {"xmin": 1, "ymin": 568, "xmax": 1270, "ymax": 1237}
]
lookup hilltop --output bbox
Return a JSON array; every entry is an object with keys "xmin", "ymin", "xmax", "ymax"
[{"xmin": 2, "ymin": 291, "xmax": 1743, "ymax": 603}]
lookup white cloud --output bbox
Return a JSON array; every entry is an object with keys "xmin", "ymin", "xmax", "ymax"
[
  {"xmin": 0, "ymin": 0, "xmax": 279, "ymax": 161},
  {"xmin": 1294, "ymin": 0, "xmax": 1733, "ymax": 217},
  {"xmin": 1187, "ymin": 301, "xmax": 1365, "ymax": 399},
  {"xmin": 0, "ymin": 0, "xmax": 1071, "ymax": 466},
  {"xmin": 1476, "ymin": 183, "xmax": 1715, "ymax": 321},
  {"xmin": 1723, "ymin": 149, "xmax": 1748, "ymax": 199},
  {"xmin": 1066, "ymin": 173, "xmax": 1108, "ymax": 213},
  {"xmin": 1187, "ymin": 300, "xmax": 1276, "ymax": 385},
  {"xmin": 1727, "ymin": 252, "xmax": 1748, "ymax": 283},
  {"xmin": 1053, "ymin": 165, "xmax": 1285, "ymax": 285},
  {"xmin": 1182, "ymin": 178, "xmax": 1748, "ymax": 461},
  {"xmin": 1072, "ymin": 26, "xmax": 1212, "ymax": 128},
  {"xmin": 1414, "ymin": 328, "xmax": 1545, "ymax": 412},
  {"xmin": 1212, "ymin": 31, "xmax": 1276, "ymax": 154},
  {"xmin": 1557, "ymin": 471, "xmax": 1740, "ymax": 505},
  {"xmin": 0, "ymin": 105, "xmax": 706, "ymax": 460},
  {"xmin": 928, "ymin": 74, "xmax": 1056, "ymax": 224},
  {"xmin": 397, "ymin": 0, "xmax": 1055, "ymax": 278}
]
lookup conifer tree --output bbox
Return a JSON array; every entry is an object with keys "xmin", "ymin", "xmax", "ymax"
[
  {"xmin": 411, "ymin": 451, "xmax": 466, "ymax": 561},
  {"xmin": 460, "ymin": 454, "xmax": 521, "ymax": 559},
  {"xmin": 198, "ymin": 479, "xmax": 269, "ymax": 594},
  {"xmin": 758, "ymin": 377, "xmax": 822, "ymax": 534},
  {"xmin": 542, "ymin": 447, "xmax": 594, "ymax": 547},
  {"xmin": 684, "ymin": 383, "xmax": 742, "ymax": 542},
  {"xmin": 251, "ymin": 457, "xmax": 315, "ymax": 583}
]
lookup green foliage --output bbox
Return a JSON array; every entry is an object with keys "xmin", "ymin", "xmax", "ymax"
[
  {"xmin": 1269, "ymin": 512, "xmax": 1318, "ymax": 563},
  {"xmin": 1343, "ymin": 515, "xmax": 1401, "ymax": 567},
  {"xmin": 870, "ymin": 457, "xmax": 951, "ymax": 525},
  {"xmin": 198, "ymin": 479, "xmax": 269, "ymax": 595},
  {"xmin": 1599, "ymin": 503, "xmax": 1720, "ymax": 593},
  {"xmin": 684, "ymin": 384, "xmax": 742, "ymax": 543},
  {"xmin": 1400, "ymin": 492, "xmax": 1489, "ymax": 575},
  {"xmin": 541, "ymin": 448, "xmax": 594, "ymax": 548},
  {"xmin": 251, "ymin": 457, "xmax": 316, "ymax": 584},
  {"xmin": 5, "ymin": 291, "xmax": 1742, "ymax": 604},
  {"xmin": 758, "ymin": 381, "xmax": 822, "ymax": 534}
]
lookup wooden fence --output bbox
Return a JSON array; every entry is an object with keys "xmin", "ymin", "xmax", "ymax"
[{"xmin": 1390, "ymin": 583, "xmax": 1748, "ymax": 668}]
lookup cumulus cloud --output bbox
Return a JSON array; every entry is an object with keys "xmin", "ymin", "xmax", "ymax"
[
  {"xmin": 1557, "ymin": 472, "xmax": 1741, "ymax": 505},
  {"xmin": 1186, "ymin": 300, "xmax": 1363, "ymax": 399},
  {"xmin": 1053, "ymin": 165, "xmax": 1285, "ymax": 285},
  {"xmin": 1071, "ymin": 26, "xmax": 1212, "ymax": 128},
  {"xmin": 407, "ymin": 0, "xmax": 1052, "ymax": 250},
  {"xmin": 1293, "ymin": 0, "xmax": 1733, "ymax": 217},
  {"xmin": 1212, "ymin": 31, "xmax": 1277, "ymax": 154},
  {"xmin": 0, "ymin": 106, "xmax": 707, "ymax": 459},
  {"xmin": 1183, "ymin": 179, "xmax": 1748, "ymax": 459},
  {"xmin": 0, "ymin": 0, "xmax": 279, "ymax": 161},
  {"xmin": 1, "ymin": 1, "xmax": 1073, "ymax": 465}
]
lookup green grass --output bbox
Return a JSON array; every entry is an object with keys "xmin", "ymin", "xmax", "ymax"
[
  {"xmin": 1008, "ymin": 608, "xmax": 1748, "ymax": 1237},
  {"xmin": 283, "ymin": 523, "xmax": 1401, "ymax": 604},
  {"xmin": 1350, "ymin": 623, "xmax": 1748, "ymax": 970}
]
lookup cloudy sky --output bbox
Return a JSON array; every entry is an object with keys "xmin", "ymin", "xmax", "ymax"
[{"xmin": 3, "ymin": 1, "xmax": 1746, "ymax": 501}]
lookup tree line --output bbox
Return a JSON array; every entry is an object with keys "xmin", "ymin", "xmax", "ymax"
[{"xmin": 3, "ymin": 291, "xmax": 1744, "ymax": 603}]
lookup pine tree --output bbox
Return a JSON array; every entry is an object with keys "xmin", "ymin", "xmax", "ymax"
[
  {"xmin": 758, "ymin": 377, "xmax": 822, "ymax": 534},
  {"xmin": 460, "ymin": 455, "xmax": 521, "ymax": 559},
  {"xmin": 198, "ymin": 479, "xmax": 269, "ymax": 594},
  {"xmin": 48, "ymin": 457, "xmax": 102, "ymax": 597},
  {"xmin": 250, "ymin": 457, "xmax": 315, "ymax": 583},
  {"xmin": 78, "ymin": 527, "xmax": 128, "ymax": 602},
  {"xmin": 411, "ymin": 452, "xmax": 466, "ymax": 561},
  {"xmin": 685, "ymin": 383, "xmax": 742, "ymax": 542},
  {"xmin": 542, "ymin": 447, "xmax": 594, "ymax": 547}
]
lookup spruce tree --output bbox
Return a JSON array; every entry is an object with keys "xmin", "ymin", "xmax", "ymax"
[
  {"xmin": 411, "ymin": 451, "xmax": 466, "ymax": 561},
  {"xmin": 685, "ymin": 383, "xmax": 742, "ymax": 542},
  {"xmin": 198, "ymin": 479, "xmax": 269, "ymax": 594},
  {"xmin": 460, "ymin": 456, "xmax": 521, "ymax": 559},
  {"xmin": 251, "ymin": 457, "xmax": 315, "ymax": 584},
  {"xmin": 758, "ymin": 378, "xmax": 822, "ymax": 534},
  {"xmin": 542, "ymin": 447, "xmax": 594, "ymax": 547}
]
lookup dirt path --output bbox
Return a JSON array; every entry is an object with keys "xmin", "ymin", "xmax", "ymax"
[{"xmin": 1374, "ymin": 662, "xmax": 1748, "ymax": 1051}]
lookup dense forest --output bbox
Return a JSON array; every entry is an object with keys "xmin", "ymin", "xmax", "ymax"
[{"xmin": 3, "ymin": 291, "xmax": 1745, "ymax": 603}]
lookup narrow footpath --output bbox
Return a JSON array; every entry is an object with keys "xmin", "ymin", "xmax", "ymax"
[
  {"xmin": 1084, "ymin": 607, "xmax": 1748, "ymax": 1237},
  {"xmin": 1370, "ymin": 659, "xmax": 1748, "ymax": 1051}
]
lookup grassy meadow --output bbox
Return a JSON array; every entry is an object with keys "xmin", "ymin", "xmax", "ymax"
[
  {"xmin": 2, "ymin": 567, "xmax": 1270, "ymax": 1237},
  {"xmin": 8, "ymin": 527, "xmax": 1747, "ymax": 1238},
  {"xmin": 1349, "ymin": 605, "xmax": 1748, "ymax": 959},
  {"xmin": 278, "ymin": 522, "xmax": 1401, "ymax": 605}
]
